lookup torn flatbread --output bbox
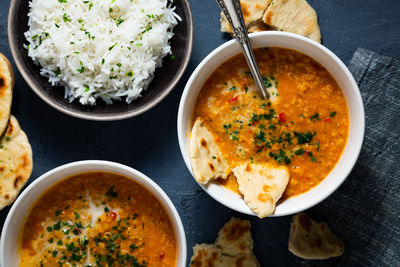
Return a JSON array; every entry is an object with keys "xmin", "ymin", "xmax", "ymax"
[
  {"xmin": 0, "ymin": 53, "xmax": 14, "ymax": 136},
  {"xmin": 0, "ymin": 115, "xmax": 33, "ymax": 210},
  {"xmin": 190, "ymin": 118, "xmax": 230, "ymax": 185},
  {"xmin": 190, "ymin": 217, "xmax": 259, "ymax": 267},
  {"xmin": 233, "ymin": 162, "xmax": 289, "ymax": 218},
  {"xmin": 289, "ymin": 212, "xmax": 345, "ymax": 259},
  {"xmin": 262, "ymin": 0, "xmax": 321, "ymax": 43},
  {"xmin": 220, "ymin": 0, "xmax": 272, "ymax": 33},
  {"xmin": 216, "ymin": 217, "xmax": 253, "ymax": 255},
  {"xmin": 190, "ymin": 244, "xmax": 259, "ymax": 267}
]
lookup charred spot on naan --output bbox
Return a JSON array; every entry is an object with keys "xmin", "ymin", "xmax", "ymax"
[
  {"xmin": 222, "ymin": 219, "xmax": 250, "ymax": 242},
  {"xmin": 7, "ymin": 120, "xmax": 15, "ymax": 135},
  {"xmin": 200, "ymin": 138, "xmax": 207, "ymax": 148},
  {"xmin": 190, "ymin": 244, "xmax": 222, "ymax": 267},
  {"xmin": 298, "ymin": 212, "xmax": 312, "ymax": 233},
  {"xmin": 14, "ymin": 175, "xmax": 23, "ymax": 188}
]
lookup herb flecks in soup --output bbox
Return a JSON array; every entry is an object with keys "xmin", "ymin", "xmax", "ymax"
[
  {"xmin": 20, "ymin": 172, "xmax": 176, "ymax": 267},
  {"xmin": 193, "ymin": 47, "xmax": 349, "ymax": 200}
]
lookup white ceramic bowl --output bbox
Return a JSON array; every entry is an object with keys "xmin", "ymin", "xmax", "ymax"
[
  {"xmin": 0, "ymin": 160, "xmax": 187, "ymax": 266},
  {"xmin": 177, "ymin": 31, "xmax": 365, "ymax": 217}
]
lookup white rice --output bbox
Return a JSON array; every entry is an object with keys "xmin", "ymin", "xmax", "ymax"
[{"xmin": 25, "ymin": 0, "xmax": 180, "ymax": 105}]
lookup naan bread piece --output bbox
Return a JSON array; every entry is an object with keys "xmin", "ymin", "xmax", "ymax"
[
  {"xmin": 215, "ymin": 217, "xmax": 253, "ymax": 255},
  {"xmin": 233, "ymin": 163, "xmax": 289, "ymax": 218},
  {"xmin": 262, "ymin": 0, "xmax": 321, "ymax": 43},
  {"xmin": 190, "ymin": 118, "xmax": 229, "ymax": 185},
  {"xmin": 0, "ymin": 53, "xmax": 14, "ymax": 136},
  {"xmin": 190, "ymin": 244, "xmax": 259, "ymax": 267},
  {"xmin": 289, "ymin": 213, "xmax": 344, "ymax": 259},
  {"xmin": 220, "ymin": 0, "xmax": 272, "ymax": 33},
  {"xmin": 0, "ymin": 115, "xmax": 33, "ymax": 210}
]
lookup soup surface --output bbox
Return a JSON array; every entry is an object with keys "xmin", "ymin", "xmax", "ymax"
[
  {"xmin": 193, "ymin": 47, "xmax": 349, "ymax": 199},
  {"xmin": 20, "ymin": 172, "xmax": 176, "ymax": 267}
]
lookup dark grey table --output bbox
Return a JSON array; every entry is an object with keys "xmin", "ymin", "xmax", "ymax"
[{"xmin": 1, "ymin": 0, "xmax": 399, "ymax": 266}]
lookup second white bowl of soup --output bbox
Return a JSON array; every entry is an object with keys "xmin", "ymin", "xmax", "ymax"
[
  {"xmin": 1, "ymin": 160, "xmax": 186, "ymax": 266},
  {"xmin": 177, "ymin": 31, "xmax": 364, "ymax": 217}
]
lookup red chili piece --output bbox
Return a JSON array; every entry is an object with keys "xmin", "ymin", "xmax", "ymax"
[
  {"xmin": 110, "ymin": 211, "xmax": 117, "ymax": 220},
  {"xmin": 323, "ymin": 118, "xmax": 331, "ymax": 122},
  {"xmin": 228, "ymin": 96, "xmax": 238, "ymax": 103},
  {"xmin": 159, "ymin": 252, "xmax": 165, "ymax": 260},
  {"xmin": 279, "ymin": 112, "xmax": 286, "ymax": 123}
]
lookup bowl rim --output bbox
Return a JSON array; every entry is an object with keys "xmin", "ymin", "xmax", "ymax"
[
  {"xmin": 0, "ymin": 160, "xmax": 187, "ymax": 266},
  {"xmin": 7, "ymin": 0, "xmax": 194, "ymax": 121},
  {"xmin": 177, "ymin": 31, "xmax": 365, "ymax": 217}
]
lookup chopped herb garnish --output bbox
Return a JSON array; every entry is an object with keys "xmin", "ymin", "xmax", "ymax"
[
  {"xmin": 63, "ymin": 13, "xmax": 71, "ymax": 23},
  {"xmin": 105, "ymin": 186, "xmax": 118, "ymax": 198},
  {"xmin": 108, "ymin": 42, "xmax": 117, "ymax": 51},
  {"xmin": 294, "ymin": 132, "xmax": 314, "ymax": 144},
  {"xmin": 76, "ymin": 66, "xmax": 85, "ymax": 73},
  {"xmin": 294, "ymin": 148, "xmax": 305, "ymax": 155},
  {"xmin": 223, "ymin": 124, "xmax": 232, "ymax": 130},
  {"xmin": 310, "ymin": 113, "xmax": 320, "ymax": 121},
  {"xmin": 116, "ymin": 18, "xmax": 124, "ymax": 26},
  {"xmin": 330, "ymin": 111, "xmax": 337, "ymax": 117}
]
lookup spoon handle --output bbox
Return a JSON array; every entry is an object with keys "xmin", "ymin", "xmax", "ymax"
[{"xmin": 216, "ymin": 0, "xmax": 270, "ymax": 99}]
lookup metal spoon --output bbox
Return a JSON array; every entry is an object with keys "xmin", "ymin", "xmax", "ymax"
[{"xmin": 216, "ymin": 0, "xmax": 270, "ymax": 99}]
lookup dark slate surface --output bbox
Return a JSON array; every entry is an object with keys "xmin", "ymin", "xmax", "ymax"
[{"xmin": 0, "ymin": 0, "xmax": 399, "ymax": 266}]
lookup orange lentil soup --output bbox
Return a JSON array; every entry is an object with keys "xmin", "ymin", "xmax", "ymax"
[
  {"xmin": 19, "ymin": 172, "xmax": 176, "ymax": 267},
  {"xmin": 193, "ymin": 47, "xmax": 349, "ymax": 200}
]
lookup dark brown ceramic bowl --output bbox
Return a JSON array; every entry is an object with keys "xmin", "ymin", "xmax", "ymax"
[{"xmin": 8, "ymin": 0, "xmax": 193, "ymax": 121}]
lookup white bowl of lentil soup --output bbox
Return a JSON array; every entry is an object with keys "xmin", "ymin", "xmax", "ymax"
[
  {"xmin": 1, "ymin": 160, "xmax": 186, "ymax": 266},
  {"xmin": 178, "ymin": 31, "xmax": 364, "ymax": 217}
]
